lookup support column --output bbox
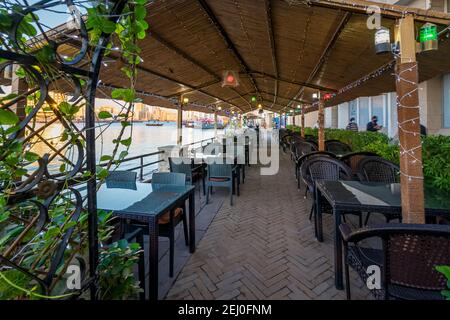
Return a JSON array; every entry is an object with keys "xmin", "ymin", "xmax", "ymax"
[
  {"xmin": 395, "ymin": 15, "xmax": 425, "ymax": 223},
  {"xmin": 292, "ymin": 112, "xmax": 295, "ymax": 127},
  {"xmin": 318, "ymin": 100, "xmax": 325, "ymax": 151},
  {"xmin": 214, "ymin": 109, "xmax": 218, "ymax": 137},
  {"xmin": 177, "ymin": 103, "xmax": 182, "ymax": 145},
  {"xmin": 301, "ymin": 106, "xmax": 305, "ymax": 138}
]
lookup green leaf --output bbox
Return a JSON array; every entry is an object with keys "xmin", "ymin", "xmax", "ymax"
[
  {"xmin": 96, "ymin": 166, "xmax": 109, "ymax": 180},
  {"xmin": 121, "ymin": 121, "xmax": 131, "ymax": 128},
  {"xmin": 100, "ymin": 155, "xmax": 113, "ymax": 162},
  {"xmin": 0, "ymin": 109, "xmax": 19, "ymax": 125},
  {"xmin": 0, "ymin": 93, "xmax": 18, "ymax": 103},
  {"xmin": 436, "ymin": 265, "xmax": 450, "ymax": 280},
  {"xmin": 120, "ymin": 137, "xmax": 132, "ymax": 147},
  {"xmin": 14, "ymin": 67, "xmax": 26, "ymax": 79},
  {"xmin": 0, "ymin": 11, "xmax": 12, "ymax": 29},
  {"xmin": 58, "ymin": 102, "xmax": 80, "ymax": 117},
  {"xmin": 24, "ymin": 152, "xmax": 39, "ymax": 162},
  {"xmin": 135, "ymin": 5, "xmax": 147, "ymax": 20},
  {"xmin": 118, "ymin": 151, "xmax": 128, "ymax": 160},
  {"xmin": 98, "ymin": 111, "xmax": 113, "ymax": 119},
  {"xmin": 59, "ymin": 163, "xmax": 66, "ymax": 173},
  {"xmin": 111, "ymin": 88, "xmax": 135, "ymax": 103},
  {"xmin": 35, "ymin": 44, "xmax": 56, "ymax": 64}
]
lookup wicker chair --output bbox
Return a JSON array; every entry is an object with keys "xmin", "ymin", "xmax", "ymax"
[
  {"xmin": 340, "ymin": 151, "xmax": 379, "ymax": 175},
  {"xmin": 325, "ymin": 140, "xmax": 352, "ymax": 155},
  {"xmin": 301, "ymin": 157, "xmax": 363, "ymax": 237},
  {"xmin": 105, "ymin": 170, "xmax": 137, "ymax": 190},
  {"xmin": 297, "ymin": 151, "xmax": 337, "ymax": 190},
  {"xmin": 357, "ymin": 156, "xmax": 400, "ymax": 183},
  {"xmin": 357, "ymin": 156, "xmax": 400, "ymax": 225},
  {"xmin": 340, "ymin": 223, "xmax": 450, "ymax": 300},
  {"xmin": 126, "ymin": 172, "xmax": 188, "ymax": 278},
  {"xmin": 169, "ymin": 157, "xmax": 205, "ymax": 196},
  {"xmin": 206, "ymin": 163, "xmax": 238, "ymax": 205}
]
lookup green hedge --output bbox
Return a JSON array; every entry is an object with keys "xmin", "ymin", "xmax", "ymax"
[{"xmin": 285, "ymin": 125, "xmax": 450, "ymax": 192}]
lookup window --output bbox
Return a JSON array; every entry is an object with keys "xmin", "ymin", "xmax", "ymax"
[
  {"xmin": 359, "ymin": 97, "xmax": 370, "ymax": 129},
  {"xmin": 372, "ymin": 95, "xmax": 384, "ymax": 126},
  {"xmin": 349, "ymin": 100, "xmax": 357, "ymax": 120},
  {"xmin": 444, "ymin": 73, "xmax": 450, "ymax": 128}
]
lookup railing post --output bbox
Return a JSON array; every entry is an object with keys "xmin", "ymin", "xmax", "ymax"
[{"xmin": 140, "ymin": 157, "xmax": 144, "ymax": 181}]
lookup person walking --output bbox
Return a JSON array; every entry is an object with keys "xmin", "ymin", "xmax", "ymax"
[
  {"xmin": 366, "ymin": 116, "xmax": 382, "ymax": 132},
  {"xmin": 346, "ymin": 117, "xmax": 358, "ymax": 132}
]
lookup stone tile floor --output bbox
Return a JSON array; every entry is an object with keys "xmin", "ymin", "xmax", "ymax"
[{"xmin": 162, "ymin": 149, "xmax": 373, "ymax": 300}]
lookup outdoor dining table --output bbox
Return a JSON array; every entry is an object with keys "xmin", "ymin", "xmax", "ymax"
[
  {"xmin": 314, "ymin": 180, "xmax": 450, "ymax": 290},
  {"xmin": 96, "ymin": 181, "xmax": 196, "ymax": 300}
]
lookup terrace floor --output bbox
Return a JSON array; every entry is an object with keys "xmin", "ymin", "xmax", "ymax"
[{"xmin": 162, "ymin": 146, "xmax": 373, "ymax": 300}]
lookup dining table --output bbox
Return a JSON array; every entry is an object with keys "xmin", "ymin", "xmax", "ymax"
[
  {"xmin": 314, "ymin": 180, "xmax": 450, "ymax": 290},
  {"xmin": 95, "ymin": 181, "xmax": 196, "ymax": 300}
]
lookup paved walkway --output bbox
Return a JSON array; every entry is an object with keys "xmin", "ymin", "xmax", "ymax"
[{"xmin": 166, "ymin": 149, "xmax": 372, "ymax": 300}]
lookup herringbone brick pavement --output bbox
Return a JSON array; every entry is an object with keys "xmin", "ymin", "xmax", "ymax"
[{"xmin": 166, "ymin": 149, "xmax": 373, "ymax": 300}]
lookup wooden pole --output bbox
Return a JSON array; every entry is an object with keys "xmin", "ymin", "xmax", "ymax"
[
  {"xmin": 301, "ymin": 106, "xmax": 305, "ymax": 138},
  {"xmin": 292, "ymin": 112, "xmax": 295, "ymax": 127},
  {"xmin": 177, "ymin": 102, "xmax": 183, "ymax": 145},
  {"xmin": 214, "ymin": 110, "xmax": 218, "ymax": 137},
  {"xmin": 395, "ymin": 15, "xmax": 425, "ymax": 224},
  {"xmin": 318, "ymin": 99, "xmax": 325, "ymax": 151}
]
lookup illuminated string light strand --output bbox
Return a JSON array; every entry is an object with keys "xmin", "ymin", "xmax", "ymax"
[{"xmin": 396, "ymin": 62, "xmax": 424, "ymax": 182}]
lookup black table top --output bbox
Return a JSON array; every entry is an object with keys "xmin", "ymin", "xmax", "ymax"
[
  {"xmin": 96, "ymin": 182, "xmax": 195, "ymax": 220},
  {"xmin": 316, "ymin": 180, "xmax": 450, "ymax": 215}
]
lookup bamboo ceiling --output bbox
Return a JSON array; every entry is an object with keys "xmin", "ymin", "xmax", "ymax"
[{"xmin": 6, "ymin": 0, "xmax": 450, "ymax": 115}]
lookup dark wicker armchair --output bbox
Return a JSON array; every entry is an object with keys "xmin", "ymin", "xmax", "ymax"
[
  {"xmin": 297, "ymin": 151, "xmax": 336, "ymax": 190},
  {"xmin": 340, "ymin": 223, "xmax": 450, "ymax": 300},
  {"xmin": 301, "ymin": 157, "xmax": 362, "ymax": 237},
  {"xmin": 169, "ymin": 157, "xmax": 206, "ymax": 196},
  {"xmin": 340, "ymin": 151, "xmax": 379, "ymax": 175},
  {"xmin": 325, "ymin": 140, "xmax": 352, "ymax": 155},
  {"xmin": 357, "ymin": 156, "xmax": 400, "ymax": 183},
  {"xmin": 356, "ymin": 156, "xmax": 400, "ymax": 224}
]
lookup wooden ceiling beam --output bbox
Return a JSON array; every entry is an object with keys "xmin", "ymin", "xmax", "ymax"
[
  {"xmin": 248, "ymin": 71, "xmax": 337, "ymax": 92},
  {"xmin": 265, "ymin": 0, "xmax": 279, "ymax": 110},
  {"xmin": 303, "ymin": 0, "xmax": 450, "ymax": 25},
  {"xmin": 151, "ymin": 31, "xmax": 251, "ymax": 109},
  {"xmin": 134, "ymin": 64, "xmax": 244, "ymax": 112},
  {"xmin": 286, "ymin": 12, "xmax": 352, "ymax": 108},
  {"xmin": 197, "ymin": 0, "xmax": 263, "ymax": 101}
]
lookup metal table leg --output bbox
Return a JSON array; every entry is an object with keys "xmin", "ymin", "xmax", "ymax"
[
  {"xmin": 189, "ymin": 191, "xmax": 196, "ymax": 253},
  {"xmin": 333, "ymin": 208, "xmax": 343, "ymax": 290},
  {"xmin": 148, "ymin": 218, "xmax": 159, "ymax": 300}
]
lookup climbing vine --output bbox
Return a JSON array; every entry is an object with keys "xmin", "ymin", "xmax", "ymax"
[{"xmin": 0, "ymin": 0, "xmax": 149, "ymax": 299}]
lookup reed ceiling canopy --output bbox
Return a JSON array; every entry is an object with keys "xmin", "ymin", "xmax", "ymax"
[{"xmin": 9, "ymin": 0, "xmax": 450, "ymax": 115}]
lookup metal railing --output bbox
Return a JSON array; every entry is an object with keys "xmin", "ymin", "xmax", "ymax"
[
  {"xmin": 100, "ymin": 137, "xmax": 217, "ymax": 181},
  {"xmin": 97, "ymin": 150, "xmax": 165, "ymax": 181}
]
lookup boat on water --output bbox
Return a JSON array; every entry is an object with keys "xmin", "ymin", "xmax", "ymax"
[
  {"xmin": 185, "ymin": 120, "xmax": 195, "ymax": 128},
  {"xmin": 146, "ymin": 120, "xmax": 164, "ymax": 127}
]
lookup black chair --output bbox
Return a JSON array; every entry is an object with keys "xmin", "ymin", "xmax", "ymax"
[
  {"xmin": 357, "ymin": 156, "xmax": 400, "ymax": 183},
  {"xmin": 340, "ymin": 223, "xmax": 450, "ymax": 300},
  {"xmin": 169, "ymin": 157, "xmax": 205, "ymax": 196},
  {"xmin": 105, "ymin": 170, "xmax": 137, "ymax": 190},
  {"xmin": 301, "ymin": 157, "xmax": 362, "ymax": 237},
  {"xmin": 356, "ymin": 156, "xmax": 400, "ymax": 225},
  {"xmin": 325, "ymin": 140, "xmax": 352, "ymax": 155},
  {"xmin": 126, "ymin": 172, "xmax": 189, "ymax": 278},
  {"xmin": 297, "ymin": 151, "xmax": 337, "ymax": 191},
  {"xmin": 340, "ymin": 151, "xmax": 379, "ymax": 175}
]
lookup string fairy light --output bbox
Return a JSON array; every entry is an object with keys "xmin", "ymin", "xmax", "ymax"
[{"xmin": 395, "ymin": 62, "xmax": 424, "ymax": 182}]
